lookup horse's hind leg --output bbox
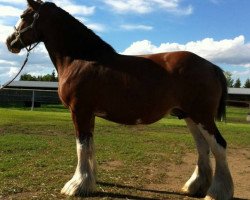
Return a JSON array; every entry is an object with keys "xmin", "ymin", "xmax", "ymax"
[
  {"xmin": 61, "ymin": 110, "xmax": 96, "ymax": 196},
  {"xmin": 182, "ymin": 118, "xmax": 212, "ymax": 197},
  {"xmin": 197, "ymin": 120, "xmax": 234, "ymax": 200}
]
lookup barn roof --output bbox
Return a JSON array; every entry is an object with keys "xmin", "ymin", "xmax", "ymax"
[
  {"xmin": 5, "ymin": 81, "xmax": 58, "ymax": 90},
  {"xmin": 228, "ymin": 88, "xmax": 250, "ymax": 95}
]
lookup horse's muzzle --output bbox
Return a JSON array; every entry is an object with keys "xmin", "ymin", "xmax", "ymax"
[{"xmin": 6, "ymin": 34, "xmax": 21, "ymax": 54}]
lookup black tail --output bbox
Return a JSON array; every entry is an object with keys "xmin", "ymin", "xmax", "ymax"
[{"xmin": 214, "ymin": 66, "xmax": 228, "ymax": 122}]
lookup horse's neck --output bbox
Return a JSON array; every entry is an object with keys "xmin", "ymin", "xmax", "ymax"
[
  {"xmin": 43, "ymin": 40, "xmax": 72, "ymax": 77},
  {"xmin": 43, "ymin": 22, "xmax": 115, "ymax": 78}
]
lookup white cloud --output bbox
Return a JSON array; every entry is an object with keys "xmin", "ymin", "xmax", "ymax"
[
  {"xmin": 232, "ymin": 70, "xmax": 250, "ymax": 77},
  {"xmin": 170, "ymin": 5, "xmax": 193, "ymax": 15},
  {"xmin": 120, "ymin": 24, "xmax": 153, "ymax": 31},
  {"xmin": 75, "ymin": 17, "xmax": 106, "ymax": 32},
  {"xmin": 0, "ymin": 59, "xmax": 16, "ymax": 65},
  {"xmin": 152, "ymin": 0, "xmax": 193, "ymax": 15},
  {"xmin": 61, "ymin": 5, "xmax": 95, "ymax": 16},
  {"xmin": 122, "ymin": 35, "xmax": 250, "ymax": 67},
  {"xmin": 103, "ymin": 0, "xmax": 152, "ymax": 14},
  {"xmin": 103, "ymin": 0, "xmax": 193, "ymax": 15},
  {"xmin": 0, "ymin": 5, "xmax": 23, "ymax": 17},
  {"xmin": 7, "ymin": 67, "xmax": 19, "ymax": 77},
  {"xmin": 86, "ymin": 23, "xmax": 106, "ymax": 32},
  {"xmin": 231, "ymin": 69, "xmax": 250, "ymax": 83},
  {"xmin": 0, "ymin": 24, "xmax": 12, "ymax": 42},
  {"xmin": 0, "ymin": 0, "xmax": 95, "ymax": 16},
  {"xmin": 123, "ymin": 40, "xmax": 155, "ymax": 55},
  {"xmin": 51, "ymin": 0, "xmax": 95, "ymax": 16},
  {"xmin": 0, "ymin": 0, "xmax": 25, "ymax": 5}
]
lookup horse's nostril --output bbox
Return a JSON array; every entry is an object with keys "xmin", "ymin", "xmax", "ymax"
[
  {"xmin": 6, "ymin": 34, "xmax": 21, "ymax": 54},
  {"xmin": 6, "ymin": 36, "xmax": 12, "ymax": 49}
]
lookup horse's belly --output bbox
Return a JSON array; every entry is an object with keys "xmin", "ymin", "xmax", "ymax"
[
  {"xmin": 96, "ymin": 114, "xmax": 163, "ymax": 125},
  {"xmin": 94, "ymin": 106, "xmax": 167, "ymax": 125},
  {"xmin": 94, "ymin": 83, "xmax": 171, "ymax": 125}
]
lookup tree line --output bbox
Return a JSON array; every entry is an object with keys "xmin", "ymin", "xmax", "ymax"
[
  {"xmin": 20, "ymin": 70, "xmax": 58, "ymax": 82},
  {"xmin": 225, "ymin": 72, "xmax": 250, "ymax": 88}
]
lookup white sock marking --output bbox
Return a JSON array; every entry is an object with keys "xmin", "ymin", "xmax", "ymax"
[
  {"xmin": 61, "ymin": 138, "xmax": 96, "ymax": 196},
  {"xmin": 197, "ymin": 124, "xmax": 234, "ymax": 200}
]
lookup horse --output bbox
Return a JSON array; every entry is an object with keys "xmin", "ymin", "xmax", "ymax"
[{"xmin": 6, "ymin": 1, "xmax": 234, "ymax": 199}]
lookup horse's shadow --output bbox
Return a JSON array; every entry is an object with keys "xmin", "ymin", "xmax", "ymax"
[
  {"xmin": 88, "ymin": 181, "xmax": 190, "ymax": 200},
  {"xmin": 86, "ymin": 182, "xmax": 248, "ymax": 200}
]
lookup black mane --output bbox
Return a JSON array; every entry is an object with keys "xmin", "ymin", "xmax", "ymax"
[{"xmin": 46, "ymin": 2, "xmax": 116, "ymax": 60}]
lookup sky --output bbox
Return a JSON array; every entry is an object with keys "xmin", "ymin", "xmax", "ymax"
[{"xmin": 0, "ymin": 0, "xmax": 250, "ymax": 85}]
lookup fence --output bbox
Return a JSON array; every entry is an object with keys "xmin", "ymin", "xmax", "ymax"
[
  {"xmin": 1, "ymin": 87, "xmax": 250, "ymax": 110},
  {"xmin": 0, "ymin": 88, "xmax": 60, "ymax": 110}
]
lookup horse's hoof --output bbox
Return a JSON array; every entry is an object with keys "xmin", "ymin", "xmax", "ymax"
[
  {"xmin": 182, "ymin": 185, "xmax": 207, "ymax": 198},
  {"xmin": 182, "ymin": 166, "xmax": 211, "ymax": 198},
  {"xmin": 204, "ymin": 188, "xmax": 234, "ymax": 200},
  {"xmin": 61, "ymin": 174, "xmax": 95, "ymax": 196}
]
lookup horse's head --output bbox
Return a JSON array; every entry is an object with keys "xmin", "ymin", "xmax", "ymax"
[{"xmin": 6, "ymin": 0, "xmax": 46, "ymax": 54}]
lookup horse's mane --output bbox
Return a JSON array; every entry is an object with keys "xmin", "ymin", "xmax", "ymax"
[{"xmin": 48, "ymin": 3, "xmax": 116, "ymax": 58}]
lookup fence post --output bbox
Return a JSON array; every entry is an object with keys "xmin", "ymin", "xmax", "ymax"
[{"xmin": 31, "ymin": 90, "xmax": 35, "ymax": 111}]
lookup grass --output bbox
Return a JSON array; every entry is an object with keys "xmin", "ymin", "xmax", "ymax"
[{"xmin": 0, "ymin": 105, "xmax": 249, "ymax": 199}]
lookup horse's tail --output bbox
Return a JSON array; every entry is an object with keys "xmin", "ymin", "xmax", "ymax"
[{"xmin": 215, "ymin": 65, "xmax": 228, "ymax": 122}]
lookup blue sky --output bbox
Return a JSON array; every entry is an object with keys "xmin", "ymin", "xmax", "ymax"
[{"xmin": 0, "ymin": 0, "xmax": 250, "ymax": 85}]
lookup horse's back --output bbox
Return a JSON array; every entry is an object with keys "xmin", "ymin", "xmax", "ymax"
[{"xmin": 142, "ymin": 51, "xmax": 212, "ymax": 73}]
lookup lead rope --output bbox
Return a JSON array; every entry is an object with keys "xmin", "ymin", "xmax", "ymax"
[
  {"xmin": 0, "ymin": 51, "xmax": 29, "ymax": 90},
  {"xmin": 0, "ymin": 45, "xmax": 35, "ymax": 90},
  {"xmin": 0, "ymin": 39, "xmax": 40, "ymax": 91}
]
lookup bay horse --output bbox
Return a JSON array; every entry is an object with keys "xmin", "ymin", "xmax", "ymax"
[{"xmin": 6, "ymin": 0, "xmax": 234, "ymax": 199}]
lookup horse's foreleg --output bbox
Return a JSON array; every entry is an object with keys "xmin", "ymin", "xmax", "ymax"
[
  {"xmin": 182, "ymin": 118, "xmax": 212, "ymax": 197},
  {"xmin": 197, "ymin": 122, "xmax": 234, "ymax": 200},
  {"xmin": 61, "ymin": 112, "xmax": 96, "ymax": 196}
]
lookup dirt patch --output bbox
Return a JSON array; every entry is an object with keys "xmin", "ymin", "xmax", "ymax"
[
  {"xmin": 228, "ymin": 148, "xmax": 250, "ymax": 199},
  {"xmin": 99, "ymin": 149, "xmax": 250, "ymax": 199},
  {"xmin": 0, "ymin": 128, "xmax": 5, "ymax": 134},
  {"xmin": 0, "ymin": 191, "xmax": 67, "ymax": 200},
  {"xmin": 143, "ymin": 152, "xmax": 195, "ymax": 195},
  {"xmin": 144, "ymin": 148, "xmax": 250, "ymax": 199},
  {"xmin": 100, "ymin": 160, "xmax": 124, "ymax": 171},
  {"xmin": 0, "ymin": 192, "xmax": 42, "ymax": 200}
]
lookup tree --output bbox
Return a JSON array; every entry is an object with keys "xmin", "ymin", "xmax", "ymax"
[
  {"xmin": 20, "ymin": 73, "xmax": 37, "ymax": 81},
  {"xmin": 224, "ymin": 71, "xmax": 234, "ymax": 87},
  {"xmin": 244, "ymin": 78, "xmax": 250, "ymax": 88},
  {"xmin": 233, "ymin": 78, "xmax": 241, "ymax": 88},
  {"xmin": 42, "ymin": 74, "xmax": 53, "ymax": 81},
  {"xmin": 51, "ymin": 70, "xmax": 57, "ymax": 82},
  {"xmin": 19, "ymin": 71, "xmax": 58, "ymax": 82}
]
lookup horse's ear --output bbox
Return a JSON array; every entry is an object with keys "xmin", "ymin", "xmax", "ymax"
[{"xmin": 27, "ymin": 0, "xmax": 41, "ymax": 10}]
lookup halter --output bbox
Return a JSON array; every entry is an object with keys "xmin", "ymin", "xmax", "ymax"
[
  {"xmin": 11, "ymin": 8, "xmax": 42, "ymax": 52},
  {"xmin": 0, "ymin": 3, "xmax": 44, "ymax": 90}
]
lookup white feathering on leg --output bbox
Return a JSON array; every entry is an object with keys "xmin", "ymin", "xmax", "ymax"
[
  {"xmin": 182, "ymin": 119, "xmax": 212, "ymax": 197},
  {"xmin": 61, "ymin": 138, "xmax": 96, "ymax": 196},
  {"xmin": 197, "ymin": 124, "xmax": 234, "ymax": 200}
]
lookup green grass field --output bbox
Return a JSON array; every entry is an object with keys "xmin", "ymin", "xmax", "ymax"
[{"xmin": 0, "ymin": 105, "xmax": 249, "ymax": 199}]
